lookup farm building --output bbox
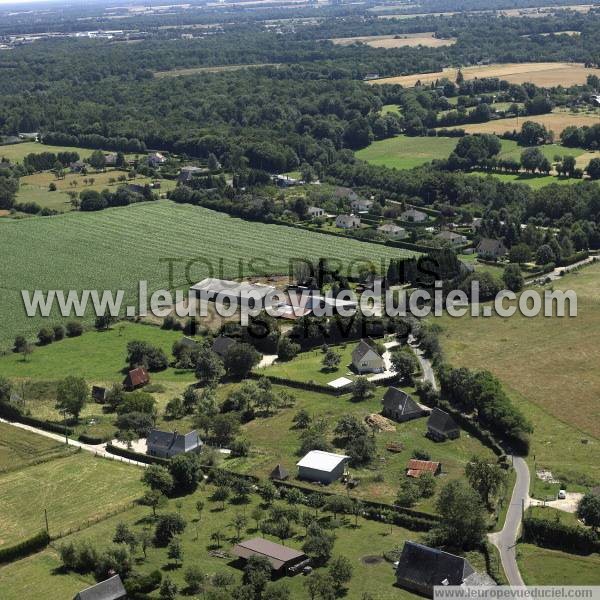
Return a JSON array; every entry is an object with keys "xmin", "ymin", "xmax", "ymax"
[
  {"xmin": 395, "ymin": 542, "xmax": 495, "ymax": 597},
  {"xmin": 406, "ymin": 459, "xmax": 441, "ymax": 478},
  {"xmin": 381, "ymin": 387, "xmax": 429, "ymax": 423},
  {"xmin": 307, "ymin": 206, "xmax": 325, "ymax": 218},
  {"xmin": 148, "ymin": 152, "xmax": 166, "ymax": 167},
  {"xmin": 190, "ymin": 278, "xmax": 276, "ymax": 309},
  {"xmin": 352, "ymin": 338, "xmax": 385, "ymax": 374},
  {"xmin": 74, "ymin": 574, "xmax": 127, "ymax": 600},
  {"xmin": 211, "ymin": 335, "xmax": 237, "ymax": 358},
  {"xmin": 476, "ymin": 238, "xmax": 508, "ymax": 259},
  {"xmin": 269, "ymin": 463, "xmax": 289, "ymax": 480},
  {"xmin": 351, "ymin": 197, "xmax": 374, "ymax": 212},
  {"xmin": 91, "ymin": 385, "xmax": 107, "ymax": 403},
  {"xmin": 427, "ymin": 408, "xmax": 460, "ymax": 441},
  {"xmin": 147, "ymin": 429, "xmax": 202, "ymax": 458},
  {"xmin": 377, "ymin": 223, "xmax": 408, "ymax": 239},
  {"xmin": 232, "ymin": 538, "xmax": 310, "ymax": 575},
  {"xmin": 296, "ymin": 450, "xmax": 349, "ymax": 484},
  {"xmin": 335, "ymin": 214, "xmax": 361, "ymax": 229},
  {"xmin": 401, "ymin": 208, "xmax": 428, "ymax": 223},
  {"xmin": 123, "ymin": 367, "xmax": 149, "ymax": 391},
  {"xmin": 436, "ymin": 230, "xmax": 468, "ymax": 247}
]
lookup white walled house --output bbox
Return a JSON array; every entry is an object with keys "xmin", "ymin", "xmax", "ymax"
[
  {"xmin": 335, "ymin": 214, "xmax": 361, "ymax": 229},
  {"xmin": 351, "ymin": 339, "xmax": 385, "ymax": 373},
  {"xmin": 378, "ymin": 223, "xmax": 408, "ymax": 239}
]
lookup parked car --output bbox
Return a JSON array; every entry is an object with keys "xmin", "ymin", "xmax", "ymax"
[{"xmin": 558, "ymin": 489, "xmax": 567, "ymax": 499}]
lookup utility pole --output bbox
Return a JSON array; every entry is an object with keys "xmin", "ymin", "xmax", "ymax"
[{"xmin": 44, "ymin": 509, "xmax": 49, "ymax": 536}]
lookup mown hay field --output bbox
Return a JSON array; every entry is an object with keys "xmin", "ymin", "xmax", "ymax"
[
  {"xmin": 330, "ymin": 32, "xmax": 456, "ymax": 48},
  {"xmin": 438, "ymin": 262, "xmax": 600, "ymax": 483},
  {"xmin": 369, "ymin": 62, "xmax": 600, "ymax": 88},
  {"xmin": 0, "ymin": 142, "xmax": 96, "ymax": 163},
  {"xmin": 0, "ymin": 452, "xmax": 143, "ymax": 546},
  {"xmin": 0, "ymin": 201, "xmax": 414, "ymax": 349},
  {"xmin": 439, "ymin": 111, "xmax": 599, "ymax": 137}
]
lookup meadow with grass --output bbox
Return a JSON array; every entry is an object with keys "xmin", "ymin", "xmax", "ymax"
[
  {"xmin": 438, "ymin": 261, "xmax": 600, "ymax": 488},
  {"xmin": 0, "ymin": 452, "xmax": 144, "ymax": 546},
  {"xmin": 0, "ymin": 200, "xmax": 413, "ymax": 350}
]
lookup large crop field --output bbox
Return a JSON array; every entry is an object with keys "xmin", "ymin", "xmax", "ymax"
[
  {"xmin": 438, "ymin": 262, "xmax": 600, "ymax": 485},
  {"xmin": 369, "ymin": 62, "xmax": 600, "ymax": 88},
  {"xmin": 330, "ymin": 32, "xmax": 456, "ymax": 48},
  {"xmin": 0, "ymin": 452, "xmax": 143, "ymax": 546},
  {"xmin": 0, "ymin": 142, "xmax": 97, "ymax": 164},
  {"xmin": 0, "ymin": 201, "xmax": 413, "ymax": 349},
  {"xmin": 439, "ymin": 112, "xmax": 599, "ymax": 137}
]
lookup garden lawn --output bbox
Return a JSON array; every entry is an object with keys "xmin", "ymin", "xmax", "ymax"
[
  {"xmin": 261, "ymin": 343, "xmax": 359, "ymax": 385},
  {"xmin": 226, "ymin": 384, "xmax": 495, "ymax": 510},
  {"xmin": 0, "ymin": 422, "xmax": 72, "ymax": 472},
  {"xmin": 0, "ymin": 451, "xmax": 144, "ymax": 546},
  {"xmin": 438, "ymin": 262, "xmax": 600, "ymax": 488},
  {"xmin": 0, "ymin": 200, "xmax": 413, "ymax": 350},
  {"xmin": 517, "ymin": 544, "xmax": 600, "ymax": 585}
]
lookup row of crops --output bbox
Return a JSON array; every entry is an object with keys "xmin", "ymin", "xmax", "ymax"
[{"xmin": 0, "ymin": 201, "xmax": 416, "ymax": 348}]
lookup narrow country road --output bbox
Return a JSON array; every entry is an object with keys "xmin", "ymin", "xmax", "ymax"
[
  {"xmin": 408, "ymin": 335, "xmax": 529, "ymax": 586},
  {"xmin": 0, "ymin": 417, "xmax": 148, "ymax": 468},
  {"xmin": 525, "ymin": 256, "xmax": 596, "ymax": 284},
  {"xmin": 488, "ymin": 456, "xmax": 530, "ymax": 586}
]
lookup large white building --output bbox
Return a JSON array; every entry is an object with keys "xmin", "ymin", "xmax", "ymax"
[{"xmin": 296, "ymin": 450, "xmax": 349, "ymax": 484}]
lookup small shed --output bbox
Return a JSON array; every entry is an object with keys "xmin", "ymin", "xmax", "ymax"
[
  {"xmin": 296, "ymin": 450, "xmax": 349, "ymax": 484},
  {"xmin": 427, "ymin": 408, "xmax": 460, "ymax": 442},
  {"xmin": 232, "ymin": 538, "xmax": 310, "ymax": 575},
  {"xmin": 381, "ymin": 387, "xmax": 429, "ymax": 423},
  {"xmin": 92, "ymin": 386, "xmax": 107, "ymax": 404},
  {"xmin": 406, "ymin": 459, "xmax": 441, "ymax": 478},
  {"xmin": 269, "ymin": 464, "xmax": 289, "ymax": 480},
  {"xmin": 74, "ymin": 574, "xmax": 127, "ymax": 600},
  {"xmin": 123, "ymin": 367, "xmax": 149, "ymax": 391}
]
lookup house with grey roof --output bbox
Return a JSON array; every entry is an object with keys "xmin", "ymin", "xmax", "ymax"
[
  {"xmin": 381, "ymin": 387, "xmax": 429, "ymax": 423},
  {"xmin": 351, "ymin": 197, "xmax": 374, "ymax": 212},
  {"xmin": 335, "ymin": 214, "xmax": 361, "ymax": 229},
  {"xmin": 401, "ymin": 208, "xmax": 428, "ymax": 223},
  {"xmin": 74, "ymin": 574, "xmax": 127, "ymax": 600},
  {"xmin": 476, "ymin": 238, "xmax": 508, "ymax": 260},
  {"xmin": 436, "ymin": 230, "xmax": 468, "ymax": 247},
  {"xmin": 147, "ymin": 429, "xmax": 202, "ymax": 459},
  {"xmin": 395, "ymin": 542, "xmax": 496, "ymax": 597},
  {"xmin": 427, "ymin": 408, "xmax": 460, "ymax": 442},
  {"xmin": 377, "ymin": 223, "xmax": 408, "ymax": 239},
  {"xmin": 352, "ymin": 338, "xmax": 384, "ymax": 374}
]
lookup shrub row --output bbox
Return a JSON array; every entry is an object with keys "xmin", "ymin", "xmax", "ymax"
[
  {"xmin": 0, "ymin": 403, "xmax": 73, "ymax": 436},
  {"xmin": 481, "ymin": 540, "xmax": 508, "ymax": 585},
  {"xmin": 104, "ymin": 443, "xmax": 170, "ymax": 466},
  {"xmin": 558, "ymin": 250, "xmax": 589, "ymax": 267},
  {"xmin": 0, "ymin": 531, "xmax": 50, "ymax": 564},
  {"xmin": 522, "ymin": 517, "xmax": 600, "ymax": 555},
  {"xmin": 78, "ymin": 433, "xmax": 112, "ymax": 445},
  {"xmin": 248, "ymin": 372, "xmax": 345, "ymax": 396}
]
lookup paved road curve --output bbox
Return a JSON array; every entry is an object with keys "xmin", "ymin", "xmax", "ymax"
[{"xmin": 489, "ymin": 456, "xmax": 529, "ymax": 586}]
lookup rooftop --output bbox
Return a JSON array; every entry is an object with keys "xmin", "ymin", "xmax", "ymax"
[
  {"xmin": 231, "ymin": 538, "xmax": 306, "ymax": 570},
  {"xmin": 296, "ymin": 450, "xmax": 349, "ymax": 472}
]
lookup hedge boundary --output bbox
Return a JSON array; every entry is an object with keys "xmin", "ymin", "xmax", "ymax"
[
  {"xmin": 0, "ymin": 531, "xmax": 50, "ymax": 565},
  {"xmin": 0, "ymin": 403, "xmax": 73, "ymax": 436},
  {"xmin": 104, "ymin": 443, "xmax": 170, "ymax": 466},
  {"xmin": 522, "ymin": 516, "xmax": 600, "ymax": 555}
]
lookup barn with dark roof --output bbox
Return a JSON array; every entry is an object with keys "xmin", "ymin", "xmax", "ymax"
[
  {"xmin": 427, "ymin": 407, "xmax": 460, "ymax": 441},
  {"xmin": 381, "ymin": 387, "xmax": 429, "ymax": 423}
]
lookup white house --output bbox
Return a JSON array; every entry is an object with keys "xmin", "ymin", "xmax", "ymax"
[
  {"xmin": 335, "ymin": 214, "xmax": 361, "ymax": 229},
  {"xmin": 307, "ymin": 206, "xmax": 325, "ymax": 219},
  {"xmin": 297, "ymin": 450, "xmax": 349, "ymax": 484},
  {"xmin": 435, "ymin": 230, "xmax": 468, "ymax": 247},
  {"xmin": 148, "ymin": 152, "xmax": 167, "ymax": 167},
  {"xmin": 378, "ymin": 223, "xmax": 408, "ymax": 239},
  {"xmin": 351, "ymin": 197, "xmax": 374, "ymax": 212},
  {"xmin": 401, "ymin": 208, "xmax": 428, "ymax": 223},
  {"xmin": 352, "ymin": 338, "xmax": 385, "ymax": 374}
]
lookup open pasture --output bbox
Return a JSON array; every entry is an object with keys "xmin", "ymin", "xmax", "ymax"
[
  {"xmin": 0, "ymin": 452, "xmax": 143, "ymax": 546},
  {"xmin": 369, "ymin": 62, "xmax": 600, "ymax": 88},
  {"xmin": 0, "ymin": 142, "xmax": 96, "ymax": 164},
  {"xmin": 0, "ymin": 201, "xmax": 413, "ymax": 350},
  {"xmin": 439, "ymin": 262, "xmax": 600, "ymax": 483},
  {"xmin": 330, "ymin": 32, "xmax": 456, "ymax": 48}
]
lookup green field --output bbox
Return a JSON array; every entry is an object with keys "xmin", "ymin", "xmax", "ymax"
[
  {"xmin": 469, "ymin": 171, "xmax": 578, "ymax": 189},
  {"xmin": 0, "ymin": 422, "xmax": 72, "ymax": 472},
  {"xmin": 438, "ymin": 261, "xmax": 600, "ymax": 487},
  {"xmin": 355, "ymin": 134, "xmax": 459, "ymax": 169},
  {"xmin": 0, "ymin": 482, "xmax": 443, "ymax": 600},
  {"xmin": 0, "ymin": 142, "xmax": 97, "ymax": 163},
  {"xmin": 518, "ymin": 544, "xmax": 600, "ymax": 585},
  {"xmin": 0, "ymin": 452, "xmax": 144, "ymax": 546},
  {"xmin": 0, "ymin": 200, "xmax": 413, "ymax": 350}
]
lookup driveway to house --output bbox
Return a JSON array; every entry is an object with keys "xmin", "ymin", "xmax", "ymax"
[
  {"xmin": 408, "ymin": 335, "xmax": 438, "ymax": 391},
  {"xmin": 488, "ymin": 456, "xmax": 530, "ymax": 587},
  {"xmin": 257, "ymin": 354, "xmax": 278, "ymax": 369},
  {"xmin": 0, "ymin": 417, "xmax": 148, "ymax": 468},
  {"xmin": 529, "ymin": 492, "xmax": 583, "ymax": 514},
  {"xmin": 367, "ymin": 340, "xmax": 399, "ymax": 382}
]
